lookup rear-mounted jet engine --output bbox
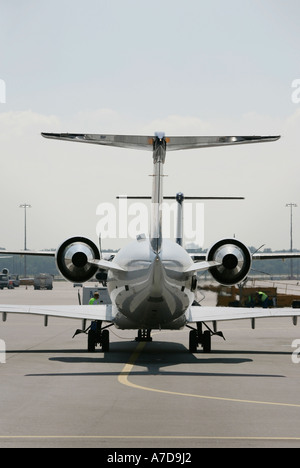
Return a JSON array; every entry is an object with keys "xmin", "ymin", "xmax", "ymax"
[
  {"xmin": 207, "ymin": 238, "xmax": 252, "ymax": 286},
  {"xmin": 56, "ymin": 236, "xmax": 100, "ymax": 283}
]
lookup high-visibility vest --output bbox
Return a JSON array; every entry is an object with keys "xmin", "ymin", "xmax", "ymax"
[
  {"xmin": 89, "ymin": 297, "xmax": 100, "ymax": 305},
  {"xmin": 258, "ymin": 291, "xmax": 268, "ymax": 302}
]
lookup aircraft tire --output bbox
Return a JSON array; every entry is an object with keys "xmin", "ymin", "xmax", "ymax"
[
  {"xmin": 202, "ymin": 330, "xmax": 211, "ymax": 353},
  {"xmin": 102, "ymin": 329, "xmax": 110, "ymax": 352},
  {"xmin": 189, "ymin": 329, "xmax": 198, "ymax": 353},
  {"xmin": 88, "ymin": 330, "xmax": 96, "ymax": 352}
]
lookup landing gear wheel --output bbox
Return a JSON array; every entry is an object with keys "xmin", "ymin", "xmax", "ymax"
[
  {"xmin": 88, "ymin": 330, "xmax": 97, "ymax": 352},
  {"xmin": 102, "ymin": 329, "xmax": 110, "ymax": 352},
  {"xmin": 202, "ymin": 330, "xmax": 211, "ymax": 353},
  {"xmin": 189, "ymin": 329, "xmax": 198, "ymax": 353}
]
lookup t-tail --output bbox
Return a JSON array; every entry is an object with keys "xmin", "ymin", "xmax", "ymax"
[{"xmin": 42, "ymin": 132, "xmax": 280, "ymax": 255}]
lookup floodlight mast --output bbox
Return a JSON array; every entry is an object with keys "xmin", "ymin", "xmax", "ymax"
[
  {"xmin": 286, "ymin": 202, "xmax": 297, "ymax": 278},
  {"xmin": 19, "ymin": 203, "xmax": 31, "ymax": 277}
]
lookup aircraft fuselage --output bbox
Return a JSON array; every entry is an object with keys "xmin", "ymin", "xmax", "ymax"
[{"xmin": 107, "ymin": 237, "xmax": 196, "ymax": 330}]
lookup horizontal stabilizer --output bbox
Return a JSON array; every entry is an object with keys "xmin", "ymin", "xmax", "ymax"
[
  {"xmin": 42, "ymin": 133, "xmax": 280, "ymax": 152},
  {"xmin": 42, "ymin": 133, "xmax": 154, "ymax": 151},
  {"xmin": 116, "ymin": 196, "xmax": 245, "ymax": 200},
  {"xmin": 165, "ymin": 135, "xmax": 280, "ymax": 151}
]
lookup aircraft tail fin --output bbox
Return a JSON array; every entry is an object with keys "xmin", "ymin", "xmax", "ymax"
[{"xmin": 42, "ymin": 131, "xmax": 280, "ymax": 257}]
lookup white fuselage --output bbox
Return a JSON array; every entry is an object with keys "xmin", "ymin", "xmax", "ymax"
[{"xmin": 107, "ymin": 237, "xmax": 196, "ymax": 330}]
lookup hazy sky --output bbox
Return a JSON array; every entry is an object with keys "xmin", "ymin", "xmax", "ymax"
[{"xmin": 0, "ymin": 0, "xmax": 300, "ymax": 252}]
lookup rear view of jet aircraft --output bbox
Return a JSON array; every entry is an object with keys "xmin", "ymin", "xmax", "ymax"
[{"xmin": 1, "ymin": 132, "xmax": 300, "ymax": 353}]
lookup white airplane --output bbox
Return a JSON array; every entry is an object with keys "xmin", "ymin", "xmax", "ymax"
[{"xmin": 1, "ymin": 132, "xmax": 300, "ymax": 353}]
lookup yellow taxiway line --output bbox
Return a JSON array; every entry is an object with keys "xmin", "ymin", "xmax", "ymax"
[{"xmin": 118, "ymin": 342, "xmax": 300, "ymax": 408}]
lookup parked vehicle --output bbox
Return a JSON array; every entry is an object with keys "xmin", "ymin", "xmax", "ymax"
[
  {"xmin": 0, "ymin": 269, "xmax": 15, "ymax": 289},
  {"xmin": 0, "ymin": 273, "xmax": 9, "ymax": 289},
  {"xmin": 34, "ymin": 274, "xmax": 53, "ymax": 290},
  {"xmin": 10, "ymin": 275, "xmax": 20, "ymax": 287}
]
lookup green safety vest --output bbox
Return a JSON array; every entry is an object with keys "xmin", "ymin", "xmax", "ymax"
[
  {"xmin": 258, "ymin": 291, "xmax": 268, "ymax": 302},
  {"xmin": 89, "ymin": 297, "xmax": 100, "ymax": 305}
]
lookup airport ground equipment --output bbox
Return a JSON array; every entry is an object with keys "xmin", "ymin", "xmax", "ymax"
[{"xmin": 34, "ymin": 274, "xmax": 53, "ymax": 290}]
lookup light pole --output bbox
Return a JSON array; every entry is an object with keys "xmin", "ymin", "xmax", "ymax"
[
  {"xmin": 286, "ymin": 202, "xmax": 297, "ymax": 279},
  {"xmin": 19, "ymin": 203, "xmax": 31, "ymax": 277}
]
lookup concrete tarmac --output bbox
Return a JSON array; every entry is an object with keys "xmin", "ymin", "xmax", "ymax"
[{"xmin": 0, "ymin": 282, "xmax": 300, "ymax": 448}]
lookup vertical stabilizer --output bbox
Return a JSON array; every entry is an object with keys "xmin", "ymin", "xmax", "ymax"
[{"xmin": 150, "ymin": 133, "xmax": 167, "ymax": 254}]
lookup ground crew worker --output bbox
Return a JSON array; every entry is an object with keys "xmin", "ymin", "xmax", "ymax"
[
  {"xmin": 245, "ymin": 294, "xmax": 255, "ymax": 308},
  {"xmin": 256, "ymin": 291, "xmax": 269, "ymax": 308},
  {"xmin": 89, "ymin": 291, "xmax": 101, "ymax": 305}
]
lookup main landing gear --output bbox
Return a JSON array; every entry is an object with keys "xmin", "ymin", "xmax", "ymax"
[
  {"xmin": 88, "ymin": 321, "xmax": 111, "ymax": 352},
  {"xmin": 73, "ymin": 320, "xmax": 113, "ymax": 352},
  {"xmin": 187, "ymin": 322, "xmax": 225, "ymax": 353}
]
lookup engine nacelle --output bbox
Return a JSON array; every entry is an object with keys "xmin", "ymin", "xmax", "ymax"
[
  {"xmin": 207, "ymin": 238, "xmax": 252, "ymax": 286},
  {"xmin": 56, "ymin": 236, "xmax": 100, "ymax": 283}
]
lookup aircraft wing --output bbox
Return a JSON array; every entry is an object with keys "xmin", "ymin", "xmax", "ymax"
[
  {"xmin": 186, "ymin": 306, "xmax": 300, "ymax": 323},
  {"xmin": 191, "ymin": 252, "xmax": 300, "ymax": 261},
  {"xmin": 253, "ymin": 252, "xmax": 300, "ymax": 260},
  {"xmin": 0, "ymin": 304, "xmax": 115, "ymax": 322},
  {"xmin": 1, "ymin": 250, "xmax": 55, "ymax": 257}
]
